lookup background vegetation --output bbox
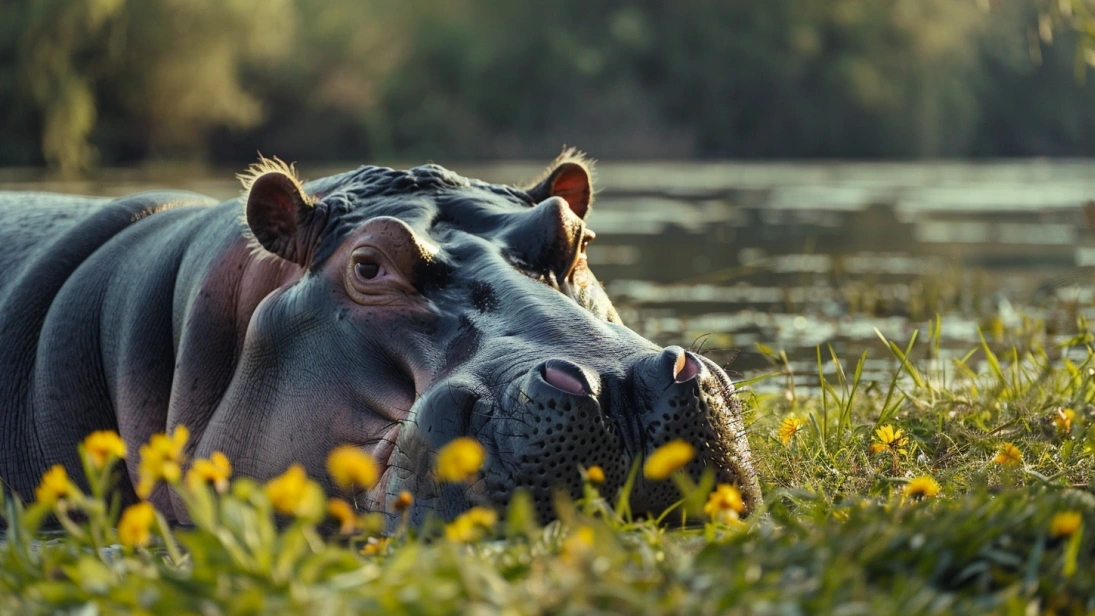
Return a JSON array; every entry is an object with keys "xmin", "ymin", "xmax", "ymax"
[{"xmin": 7, "ymin": 0, "xmax": 1095, "ymax": 174}]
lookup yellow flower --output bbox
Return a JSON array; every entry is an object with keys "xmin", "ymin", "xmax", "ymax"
[
  {"xmin": 361, "ymin": 537, "xmax": 390, "ymax": 556},
  {"xmin": 1049, "ymin": 511, "xmax": 1082, "ymax": 539},
  {"xmin": 643, "ymin": 440, "xmax": 695, "ymax": 480},
  {"xmin": 443, "ymin": 506, "xmax": 498, "ymax": 542},
  {"xmin": 1053, "ymin": 408, "xmax": 1075, "ymax": 433},
  {"xmin": 703, "ymin": 483, "xmax": 745, "ymax": 523},
  {"xmin": 561, "ymin": 526, "xmax": 596, "ymax": 562},
  {"xmin": 465, "ymin": 506, "xmax": 498, "ymax": 527},
  {"xmin": 186, "ymin": 451, "xmax": 233, "ymax": 493},
  {"xmin": 435, "ymin": 437, "xmax": 486, "ymax": 483},
  {"xmin": 903, "ymin": 476, "xmax": 941, "ymax": 500},
  {"xmin": 869, "ymin": 425, "xmax": 907, "ymax": 456},
  {"xmin": 778, "ymin": 416, "xmax": 806, "ymax": 446},
  {"xmin": 83, "ymin": 430, "xmax": 127, "ymax": 469},
  {"xmin": 162, "ymin": 461, "xmax": 181, "ymax": 483},
  {"xmin": 327, "ymin": 446, "xmax": 380, "ymax": 491},
  {"xmin": 393, "ymin": 490, "xmax": 414, "ymax": 513},
  {"xmin": 327, "ymin": 498, "xmax": 357, "ymax": 535},
  {"xmin": 993, "ymin": 442, "xmax": 1023, "ymax": 466},
  {"xmin": 154, "ymin": 426, "xmax": 188, "ymax": 458},
  {"xmin": 136, "ymin": 425, "xmax": 189, "ymax": 498},
  {"xmin": 118, "ymin": 502, "xmax": 156, "ymax": 548},
  {"xmin": 265, "ymin": 464, "xmax": 325, "ymax": 520},
  {"xmin": 585, "ymin": 465, "xmax": 605, "ymax": 484},
  {"xmin": 35, "ymin": 464, "xmax": 76, "ymax": 506}
]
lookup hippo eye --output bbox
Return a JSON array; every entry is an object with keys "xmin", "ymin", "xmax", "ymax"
[
  {"xmin": 354, "ymin": 261, "xmax": 383, "ymax": 281},
  {"xmin": 579, "ymin": 231, "xmax": 595, "ymax": 255}
]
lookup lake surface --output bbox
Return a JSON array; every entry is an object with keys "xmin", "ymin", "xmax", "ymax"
[{"xmin": 3, "ymin": 161, "xmax": 1094, "ymax": 393}]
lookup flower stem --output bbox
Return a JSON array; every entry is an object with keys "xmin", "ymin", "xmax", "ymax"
[{"xmin": 155, "ymin": 510, "xmax": 186, "ymax": 567}]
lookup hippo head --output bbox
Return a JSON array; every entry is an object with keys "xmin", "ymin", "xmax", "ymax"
[{"xmin": 198, "ymin": 151, "xmax": 760, "ymax": 524}]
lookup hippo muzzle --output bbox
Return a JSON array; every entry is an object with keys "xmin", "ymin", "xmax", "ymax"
[{"xmin": 380, "ymin": 339, "xmax": 760, "ymax": 525}]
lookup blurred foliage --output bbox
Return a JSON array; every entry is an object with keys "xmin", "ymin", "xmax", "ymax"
[
  {"xmin": 6, "ymin": 0, "xmax": 1095, "ymax": 174},
  {"xmin": 4, "ymin": 0, "xmax": 294, "ymax": 173}
]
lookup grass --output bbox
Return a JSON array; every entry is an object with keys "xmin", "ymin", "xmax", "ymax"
[{"xmin": 2, "ymin": 315, "xmax": 1094, "ymax": 614}]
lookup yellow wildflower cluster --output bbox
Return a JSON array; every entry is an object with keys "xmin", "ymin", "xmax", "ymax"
[
  {"xmin": 35, "ymin": 464, "xmax": 77, "ymax": 506},
  {"xmin": 83, "ymin": 430, "xmax": 127, "ymax": 469},
  {"xmin": 643, "ymin": 440, "xmax": 695, "ymax": 480},
  {"xmin": 137, "ymin": 426, "xmax": 189, "ymax": 498},
  {"xmin": 703, "ymin": 483, "xmax": 744, "ymax": 523},
  {"xmin": 778, "ymin": 416, "xmax": 806, "ymax": 446},
  {"xmin": 186, "ymin": 451, "xmax": 232, "ymax": 493},
  {"xmin": 118, "ymin": 502, "xmax": 156, "ymax": 548},
  {"xmin": 1049, "ymin": 511, "xmax": 1082, "ymax": 539},
  {"xmin": 443, "ymin": 506, "xmax": 498, "ymax": 542},
  {"xmin": 264, "ymin": 464, "xmax": 325, "ymax": 520},
  {"xmin": 993, "ymin": 442, "xmax": 1023, "ymax": 466},
  {"xmin": 902, "ymin": 476, "xmax": 941, "ymax": 500},
  {"xmin": 435, "ymin": 437, "xmax": 486, "ymax": 483},
  {"xmin": 869, "ymin": 425, "xmax": 907, "ymax": 456}
]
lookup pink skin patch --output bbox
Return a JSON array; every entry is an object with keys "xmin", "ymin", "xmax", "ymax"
[
  {"xmin": 673, "ymin": 353, "xmax": 702, "ymax": 383},
  {"xmin": 543, "ymin": 366, "xmax": 587, "ymax": 395},
  {"xmin": 372, "ymin": 423, "xmax": 401, "ymax": 467}
]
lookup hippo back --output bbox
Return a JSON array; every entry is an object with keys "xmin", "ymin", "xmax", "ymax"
[
  {"xmin": 0, "ymin": 192, "xmax": 111, "ymax": 298},
  {"xmin": 0, "ymin": 189, "xmax": 218, "ymax": 503}
]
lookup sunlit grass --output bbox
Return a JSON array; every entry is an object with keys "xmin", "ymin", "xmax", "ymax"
[{"xmin": 1, "ymin": 315, "xmax": 1094, "ymax": 613}]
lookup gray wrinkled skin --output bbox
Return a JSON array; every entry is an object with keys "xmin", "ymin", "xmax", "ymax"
[{"xmin": 0, "ymin": 153, "xmax": 760, "ymax": 526}]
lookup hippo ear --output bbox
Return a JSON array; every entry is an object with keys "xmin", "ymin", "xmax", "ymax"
[
  {"xmin": 526, "ymin": 150, "xmax": 594, "ymax": 219},
  {"xmin": 243, "ymin": 166, "xmax": 319, "ymax": 265}
]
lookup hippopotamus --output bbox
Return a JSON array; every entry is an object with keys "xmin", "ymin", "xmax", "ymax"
[{"xmin": 0, "ymin": 150, "xmax": 760, "ymax": 525}]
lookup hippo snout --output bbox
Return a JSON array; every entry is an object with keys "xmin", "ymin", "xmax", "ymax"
[
  {"xmin": 628, "ymin": 347, "xmax": 759, "ymax": 515},
  {"xmin": 479, "ymin": 345, "xmax": 761, "ymax": 523}
]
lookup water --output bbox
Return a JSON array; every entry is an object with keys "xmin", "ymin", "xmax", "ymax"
[{"xmin": 3, "ymin": 160, "xmax": 1094, "ymax": 393}]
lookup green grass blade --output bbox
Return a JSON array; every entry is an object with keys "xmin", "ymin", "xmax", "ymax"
[
  {"xmin": 614, "ymin": 458, "xmax": 642, "ymax": 524},
  {"xmin": 977, "ymin": 328, "xmax": 1012, "ymax": 398},
  {"xmin": 734, "ymin": 371, "xmax": 782, "ymax": 389}
]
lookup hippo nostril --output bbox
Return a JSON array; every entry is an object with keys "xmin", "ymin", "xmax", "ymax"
[
  {"xmin": 673, "ymin": 352, "xmax": 703, "ymax": 383},
  {"xmin": 540, "ymin": 360, "xmax": 594, "ymax": 396},
  {"xmin": 544, "ymin": 366, "xmax": 585, "ymax": 395}
]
